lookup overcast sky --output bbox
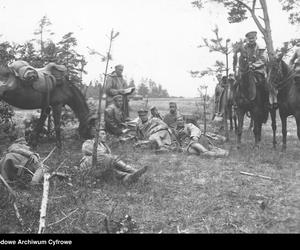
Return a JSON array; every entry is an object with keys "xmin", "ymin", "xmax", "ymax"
[{"xmin": 0, "ymin": 0, "xmax": 299, "ymax": 97}]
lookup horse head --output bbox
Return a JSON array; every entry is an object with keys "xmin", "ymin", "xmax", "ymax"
[
  {"xmin": 0, "ymin": 65, "xmax": 17, "ymax": 97},
  {"xmin": 78, "ymin": 113, "xmax": 98, "ymax": 139},
  {"xmin": 267, "ymin": 54, "xmax": 294, "ymax": 89}
]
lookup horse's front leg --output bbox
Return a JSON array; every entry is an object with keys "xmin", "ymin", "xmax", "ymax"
[
  {"xmin": 279, "ymin": 111, "xmax": 287, "ymax": 152},
  {"xmin": 52, "ymin": 104, "xmax": 63, "ymax": 149},
  {"xmin": 236, "ymin": 108, "xmax": 245, "ymax": 148},
  {"xmin": 224, "ymin": 108, "xmax": 229, "ymax": 142},
  {"xmin": 31, "ymin": 108, "xmax": 48, "ymax": 148},
  {"xmin": 270, "ymin": 108, "xmax": 277, "ymax": 149},
  {"xmin": 228, "ymin": 106, "xmax": 233, "ymax": 131}
]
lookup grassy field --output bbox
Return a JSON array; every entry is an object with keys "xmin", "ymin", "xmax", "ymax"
[{"xmin": 0, "ymin": 98, "xmax": 299, "ymax": 234}]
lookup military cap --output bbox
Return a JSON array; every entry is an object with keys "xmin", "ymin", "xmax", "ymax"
[
  {"xmin": 150, "ymin": 106, "xmax": 157, "ymax": 110},
  {"xmin": 137, "ymin": 109, "xmax": 148, "ymax": 115},
  {"xmin": 115, "ymin": 64, "xmax": 124, "ymax": 69},
  {"xmin": 245, "ymin": 31, "xmax": 257, "ymax": 38},
  {"xmin": 169, "ymin": 102, "xmax": 177, "ymax": 107}
]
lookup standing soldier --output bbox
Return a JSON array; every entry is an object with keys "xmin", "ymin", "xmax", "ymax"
[{"xmin": 105, "ymin": 64, "xmax": 134, "ymax": 118}]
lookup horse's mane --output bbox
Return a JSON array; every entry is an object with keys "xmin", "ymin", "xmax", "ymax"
[{"xmin": 68, "ymin": 80, "xmax": 89, "ymax": 111}]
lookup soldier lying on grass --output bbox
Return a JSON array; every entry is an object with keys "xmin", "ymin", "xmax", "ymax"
[
  {"xmin": 174, "ymin": 116, "xmax": 229, "ymax": 157},
  {"xmin": 135, "ymin": 109, "xmax": 172, "ymax": 153},
  {"xmin": 80, "ymin": 126, "xmax": 148, "ymax": 185},
  {"xmin": 0, "ymin": 136, "xmax": 43, "ymax": 185}
]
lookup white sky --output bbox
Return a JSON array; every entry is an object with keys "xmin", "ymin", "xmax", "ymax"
[{"xmin": 0, "ymin": 0, "xmax": 299, "ymax": 97}]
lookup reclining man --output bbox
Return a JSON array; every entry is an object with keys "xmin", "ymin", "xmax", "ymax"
[
  {"xmin": 0, "ymin": 136, "xmax": 42, "ymax": 185},
  {"xmin": 174, "ymin": 116, "xmax": 229, "ymax": 157},
  {"xmin": 136, "ymin": 109, "xmax": 172, "ymax": 152},
  {"xmin": 80, "ymin": 127, "xmax": 148, "ymax": 185}
]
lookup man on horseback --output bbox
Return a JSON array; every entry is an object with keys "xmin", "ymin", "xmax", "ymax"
[{"xmin": 233, "ymin": 31, "xmax": 276, "ymax": 109}]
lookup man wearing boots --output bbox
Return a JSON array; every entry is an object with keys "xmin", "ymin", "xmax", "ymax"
[
  {"xmin": 175, "ymin": 116, "xmax": 229, "ymax": 157},
  {"xmin": 80, "ymin": 127, "xmax": 148, "ymax": 185},
  {"xmin": 136, "ymin": 109, "xmax": 172, "ymax": 152},
  {"xmin": 233, "ymin": 31, "xmax": 276, "ymax": 109}
]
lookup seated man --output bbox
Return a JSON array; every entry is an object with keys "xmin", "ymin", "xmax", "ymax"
[
  {"xmin": 163, "ymin": 102, "xmax": 182, "ymax": 129},
  {"xmin": 0, "ymin": 136, "xmax": 42, "ymax": 185},
  {"xmin": 175, "ymin": 116, "xmax": 229, "ymax": 157},
  {"xmin": 136, "ymin": 109, "xmax": 172, "ymax": 152},
  {"xmin": 80, "ymin": 127, "xmax": 148, "ymax": 185},
  {"xmin": 104, "ymin": 95, "xmax": 130, "ymax": 136}
]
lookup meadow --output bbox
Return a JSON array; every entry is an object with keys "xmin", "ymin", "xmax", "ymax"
[{"xmin": 0, "ymin": 98, "xmax": 299, "ymax": 233}]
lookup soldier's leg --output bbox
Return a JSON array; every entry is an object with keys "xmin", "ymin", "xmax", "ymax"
[
  {"xmin": 149, "ymin": 133, "xmax": 163, "ymax": 148},
  {"xmin": 160, "ymin": 130, "xmax": 172, "ymax": 147}
]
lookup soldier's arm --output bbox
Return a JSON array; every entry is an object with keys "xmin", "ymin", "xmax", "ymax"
[
  {"xmin": 105, "ymin": 76, "xmax": 119, "ymax": 96},
  {"xmin": 253, "ymin": 48, "xmax": 267, "ymax": 68}
]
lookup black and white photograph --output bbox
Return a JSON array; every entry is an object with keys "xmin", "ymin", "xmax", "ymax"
[{"xmin": 0, "ymin": 0, "xmax": 299, "ymax": 236}]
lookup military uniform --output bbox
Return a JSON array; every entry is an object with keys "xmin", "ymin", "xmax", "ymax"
[
  {"xmin": 136, "ymin": 116, "xmax": 171, "ymax": 149},
  {"xmin": 175, "ymin": 123, "xmax": 229, "ymax": 156},
  {"xmin": 104, "ymin": 102, "xmax": 126, "ymax": 136},
  {"xmin": 80, "ymin": 138, "xmax": 147, "ymax": 183},
  {"xmin": 105, "ymin": 68, "xmax": 129, "ymax": 117},
  {"xmin": 163, "ymin": 111, "xmax": 182, "ymax": 129},
  {"xmin": 0, "ymin": 138, "xmax": 40, "ymax": 182},
  {"xmin": 233, "ymin": 31, "xmax": 276, "ymax": 106},
  {"xmin": 175, "ymin": 123, "xmax": 209, "ymax": 151}
]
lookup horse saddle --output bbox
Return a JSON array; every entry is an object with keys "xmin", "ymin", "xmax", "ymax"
[{"xmin": 9, "ymin": 60, "xmax": 67, "ymax": 93}]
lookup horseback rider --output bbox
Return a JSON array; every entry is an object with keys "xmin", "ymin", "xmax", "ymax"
[{"xmin": 233, "ymin": 31, "xmax": 277, "ymax": 109}]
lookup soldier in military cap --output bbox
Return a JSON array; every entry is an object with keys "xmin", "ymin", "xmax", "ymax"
[
  {"xmin": 232, "ymin": 31, "xmax": 277, "ymax": 108},
  {"xmin": 80, "ymin": 126, "xmax": 148, "ymax": 185},
  {"xmin": 104, "ymin": 95, "xmax": 130, "ymax": 136},
  {"xmin": 105, "ymin": 64, "xmax": 134, "ymax": 118},
  {"xmin": 163, "ymin": 102, "xmax": 182, "ymax": 129},
  {"xmin": 136, "ymin": 109, "xmax": 171, "ymax": 152}
]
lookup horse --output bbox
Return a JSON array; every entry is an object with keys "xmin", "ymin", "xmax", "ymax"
[
  {"xmin": 0, "ymin": 63, "xmax": 96, "ymax": 148},
  {"xmin": 234, "ymin": 64, "xmax": 269, "ymax": 148},
  {"xmin": 267, "ymin": 56, "xmax": 300, "ymax": 151}
]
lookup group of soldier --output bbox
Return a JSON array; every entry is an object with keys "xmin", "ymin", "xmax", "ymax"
[{"xmin": 2, "ymin": 30, "xmax": 300, "ymax": 187}]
